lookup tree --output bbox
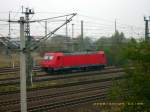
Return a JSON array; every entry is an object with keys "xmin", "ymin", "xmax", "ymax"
[
  {"xmin": 109, "ymin": 40, "xmax": 150, "ymax": 112},
  {"xmin": 95, "ymin": 31, "xmax": 127, "ymax": 66},
  {"xmin": 72, "ymin": 35, "xmax": 95, "ymax": 52},
  {"xmin": 111, "ymin": 31, "xmax": 125, "ymax": 45}
]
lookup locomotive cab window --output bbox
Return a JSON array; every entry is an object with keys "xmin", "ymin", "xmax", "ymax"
[{"xmin": 44, "ymin": 55, "xmax": 53, "ymax": 60}]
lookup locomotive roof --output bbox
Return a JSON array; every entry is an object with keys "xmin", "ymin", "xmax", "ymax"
[{"xmin": 45, "ymin": 51, "xmax": 104, "ymax": 56}]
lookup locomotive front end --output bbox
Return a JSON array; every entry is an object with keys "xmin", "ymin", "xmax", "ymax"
[{"xmin": 40, "ymin": 53, "xmax": 55, "ymax": 72}]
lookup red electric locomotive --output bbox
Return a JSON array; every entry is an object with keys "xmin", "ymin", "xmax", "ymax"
[{"xmin": 40, "ymin": 51, "xmax": 107, "ymax": 73}]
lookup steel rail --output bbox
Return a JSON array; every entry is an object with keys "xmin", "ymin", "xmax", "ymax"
[{"xmin": 0, "ymin": 67, "xmax": 123, "ymax": 86}]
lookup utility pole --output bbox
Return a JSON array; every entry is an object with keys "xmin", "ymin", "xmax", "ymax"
[
  {"xmin": 8, "ymin": 11, "xmax": 11, "ymax": 38},
  {"xmin": 8, "ymin": 11, "xmax": 12, "ymax": 68},
  {"xmin": 44, "ymin": 21, "xmax": 48, "ymax": 51},
  {"xmin": 71, "ymin": 23, "xmax": 74, "ymax": 52},
  {"xmin": 115, "ymin": 19, "xmax": 117, "ymax": 33},
  {"xmin": 45, "ymin": 21, "xmax": 47, "ymax": 35},
  {"xmin": 20, "ymin": 16, "xmax": 27, "ymax": 112},
  {"xmin": 65, "ymin": 17, "xmax": 69, "ymax": 51},
  {"xmin": 22, "ymin": 8, "xmax": 34, "ymax": 86},
  {"xmin": 144, "ymin": 16, "xmax": 149, "ymax": 41},
  {"xmin": 66, "ymin": 17, "xmax": 68, "ymax": 38},
  {"xmin": 72, "ymin": 24, "xmax": 74, "ymax": 39},
  {"xmin": 81, "ymin": 20, "xmax": 84, "ymax": 51}
]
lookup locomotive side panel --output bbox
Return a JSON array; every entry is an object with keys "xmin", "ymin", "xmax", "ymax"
[{"xmin": 54, "ymin": 53, "xmax": 106, "ymax": 69}]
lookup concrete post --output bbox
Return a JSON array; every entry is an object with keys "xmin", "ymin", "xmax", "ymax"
[{"xmin": 20, "ymin": 17, "xmax": 27, "ymax": 112}]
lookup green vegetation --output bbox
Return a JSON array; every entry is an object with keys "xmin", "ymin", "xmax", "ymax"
[
  {"xmin": 122, "ymin": 41, "xmax": 150, "ymax": 111},
  {"xmin": 95, "ymin": 31, "xmax": 150, "ymax": 112},
  {"xmin": 96, "ymin": 31, "xmax": 128, "ymax": 66},
  {"xmin": 109, "ymin": 40, "xmax": 150, "ymax": 112}
]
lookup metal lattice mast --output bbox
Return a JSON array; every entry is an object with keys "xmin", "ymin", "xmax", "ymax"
[{"xmin": 23, "ymin": 8, "xmax": 34, "ymax": 86}]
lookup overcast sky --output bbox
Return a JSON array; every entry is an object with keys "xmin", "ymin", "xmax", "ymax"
[{"xmin": 0, "ymin": 0, "xmax": 150, "ymax": 38}]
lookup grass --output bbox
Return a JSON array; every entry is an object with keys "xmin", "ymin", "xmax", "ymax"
[
  {"xmin": 0, "ymin": 52, "xmax": 43, "ymax": 80},
  {"xmin": 0, "ymin": 84, "xmax": 19, "ymax": 93},
  {"xmin": 0, "ymin": 73, "xmax": 18, "ymax": 80},
  {"xmin": 0, "ymin": 53, "xmax": 43, "ymax": 68},
  {"xmin": 0, "ymin": 54, "xmax": 19, "ymax": 67}
]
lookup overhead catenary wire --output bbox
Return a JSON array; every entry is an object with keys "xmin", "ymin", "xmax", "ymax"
[
  {"xmin": 32, "ymin": 13, "xmax": 77, "ymax": 22},
  {"xmin": 0, "ymin": 11, "xmax": 145, "ymax": 39},
  {"xmin": 29, "ymin": 13, "xmax": 77, "ymax": 51}
]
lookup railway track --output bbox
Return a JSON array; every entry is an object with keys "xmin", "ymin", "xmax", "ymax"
[
  {"xmin": 0, "ymin": 80, "xmax": 118, "ymax": 112},
  {"xmin": 0, "ymin": 67, "xmax": 126, "ymax": 112},
  {"xmin": 0, "ymin": 66, "xmax": 40, "ymax": 74},
  {"xmin": 0, "ymin": 67, "xmax": 123, "ymax": 87},
  {"xmin": 29, "ymin": 92, "xmax": 107, "ymax": 112},
  {"xmin": 0, "ymin": 66, "xmax": 116, "ymax": 75},
  {"xmin": 0, "ymin": 69, "xmax": 123, "ymax": 100},
  {"xmin": 0, "ymin": 72, "xmax": 125, "ymax": 96},
  {"xmin": 28, "ymin": 88, "xmax": 108, "ymax": 112},
  {"xmin": 0, "ymin": 81, "xmax": 111, "ymax": 106}
]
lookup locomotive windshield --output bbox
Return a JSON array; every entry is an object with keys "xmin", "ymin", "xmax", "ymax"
[{"xmin": 44, "ymin": 55, "xmax": 53, "ymax": 60}]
